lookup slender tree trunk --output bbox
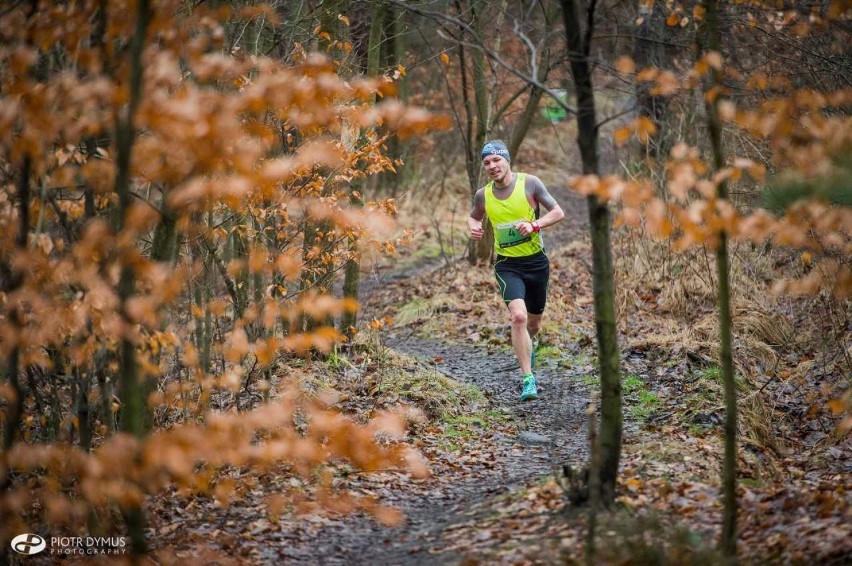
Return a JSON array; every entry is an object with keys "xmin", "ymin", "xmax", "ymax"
[
  {"xmin": 584, "ymin": 403, "xmax": 601, "ymax": 566},
  {"xmin": 383, "ymin": 2, "xmax": 408, "ymax": 196},
  {"xmin": 150, "ymin": 194, "xmax": 178, "ymax": 262},
  {"xmin": 508, "ymin": 3, "xmax": 556, "ymax": 159},
  {"xmin": 459, "ymin": 1, "xmax": 493, "ymax": 264},
  {"xmin": 341, "ymin": 0, "xmax": 386, "ymax": 334},
  {"xmin": 468, "ymin": 0, "xmax": 506, "ymax": 263},
  {"xmin": 275, "ymin": 0, "xmax": 308, "ymax": 62},
  {"xmin": 97, "ymin": 362, "xmax": 115, "ymax": 437},
  {"xmin": 293, "ymin": 6, "xmax": 344, "ymax": 332},
  {"xmin": 508, "ymin": 84, "xmax": 544, "ymax": 160},
  {"xmin": 700, "ymin": 0, "xmax": 738, "ymax": 558},
  {"xmin": 84, "ymin": 138, "xmax": 98, "ymax": 220},
  {"xmin": 113, "ymin": 0, "xmax": 150, "ymax": 554},
  {"xmin": 470, "ymin": 1, "xmax": 490, "ymax": 153},
  {"xmin": 202, "ymin": 212, "xmax": 215, "ymax": 374},
  {"xmin": 75, "ymin": 369, "xmax": 92, "ymax": 452},
  {"xmin": 560, "ymin": 0, "xmax": 622, "ymax": 507},
  {"xmin": 317, "ymin": 0, "xmax": 344, "ymax": 53}
]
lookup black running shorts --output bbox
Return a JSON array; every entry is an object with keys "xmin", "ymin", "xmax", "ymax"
[{"xmin": 493, "ymin": 251, "xmax": 550, "ymax": 314}]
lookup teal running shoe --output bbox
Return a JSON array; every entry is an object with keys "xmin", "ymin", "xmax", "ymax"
[
  {"xmin": 521, "ymin": 375, "xmax": 539, "ymax": 401},
  {"xmin": 530, "ymin": 346, "xmax": 536, "ymax": 370}
]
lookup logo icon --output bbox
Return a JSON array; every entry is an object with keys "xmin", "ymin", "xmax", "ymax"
[{"xmin": 11, "ymin": 533, "xmax": 46, "ymax": 555}]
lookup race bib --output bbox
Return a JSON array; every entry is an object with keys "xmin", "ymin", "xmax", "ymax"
[{"xmin": 494, "ymin": 221, "xmax": 531, "ymax": 249}]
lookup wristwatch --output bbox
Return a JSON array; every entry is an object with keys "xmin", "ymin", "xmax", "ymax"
[{"xmin": 531, "ymin": 221, "xmax": 541, "ymax": 233}]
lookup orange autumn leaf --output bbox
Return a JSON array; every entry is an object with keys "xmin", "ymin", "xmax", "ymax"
[
  {"xmin": 635, "ymin": 116, "xmax": 657, "ymax": 144},
  {"xmin": 614, "ymin": 126, "xmax": 633, "ymax": 147},
  {"xmin": 616, "ymin": 56, "xmax": 636, "ymax": 74},
  {"xmin": 705, "ymin": 51, "xmax": 723, "ymax": 70},
  {"xmin": 373, "ymin": 505, "xmax": 404, "ymax": 527}
]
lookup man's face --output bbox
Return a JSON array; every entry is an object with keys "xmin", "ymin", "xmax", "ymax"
[{"xmin": 482, "ymin": 155, "xmax": 511, "ymax": 184}]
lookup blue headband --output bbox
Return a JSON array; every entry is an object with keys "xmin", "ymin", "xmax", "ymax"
[{"xmin": 481, "ymin": 141, "xmax": 510, "ymax": 162}]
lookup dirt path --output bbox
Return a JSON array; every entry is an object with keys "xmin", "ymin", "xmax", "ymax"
[
  {"xmin": 265, "ymin": 338, "xmax": 587, "ymax": 564},
  {"xmin": 267, "ymin": 188, "xmax": 593, "ymax": 564}
]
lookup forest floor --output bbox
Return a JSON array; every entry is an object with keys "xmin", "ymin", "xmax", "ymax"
[{"xmin": 146, "ymin": 149, "xmax": 850, "ymax": 563}]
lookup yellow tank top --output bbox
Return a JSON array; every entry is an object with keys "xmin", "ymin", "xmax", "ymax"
[{"xmin": 484, "ymin": 173, "xmax": 543, "ymax": 257}]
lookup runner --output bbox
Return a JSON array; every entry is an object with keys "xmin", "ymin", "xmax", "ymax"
[{"xmin": 467, "ymin": 140, "xmax": 565, "ymax": 401}]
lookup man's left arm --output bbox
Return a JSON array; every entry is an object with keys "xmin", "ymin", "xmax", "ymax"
[{"xmin": 518, "ymin": 176, "xmax": 565, "ymax": 235}]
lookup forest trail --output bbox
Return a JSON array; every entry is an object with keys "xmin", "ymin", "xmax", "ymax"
[{"xmin": 268, "ymin": 186, "xmax": 595, "ymax": 564}]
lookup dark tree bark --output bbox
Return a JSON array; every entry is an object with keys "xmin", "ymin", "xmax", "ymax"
[
  {"xmin": 150, "ymin": 195, "xmax": 178, "ymax": 263},
  {"xmin": 560, "ymin": 0, "xmax": 622, "ymax": 509}
]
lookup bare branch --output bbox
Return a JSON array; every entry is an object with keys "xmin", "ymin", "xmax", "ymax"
[
  {"xmin": 595, "ymin": 103, "xmax": 637, "ymax": 130},
  {"xmin": 388, "ymin": 0, "xmax": 577, "ymax": 116}
]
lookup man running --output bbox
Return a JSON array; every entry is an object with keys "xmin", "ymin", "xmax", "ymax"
[{"xmin": 467, "ymin": 140, "xmax": 565, "ymax": 401}]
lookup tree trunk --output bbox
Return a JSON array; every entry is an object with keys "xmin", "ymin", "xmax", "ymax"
[
  {"xmin": 700, "ymin": 0, "xmax": 738, "ymax": 558},
  {"xmin": 383, "ymin": 2, "xmax": 408, "ymax": 196},
  {"xmin": 150, "ymin": 194, "xmax": 178, "ymax": 263},
  {"xmin": 508, "ymin": 2, "xmax": 556, "ymax": 159},
  {"xmin": 467, "ymin": 0, "xmax": 493, "ymax": 263},
  {"xmin": 560, "ymin": 0, "xmax": 622, "ymax": 508},
  {"xmin": 113, "ymin": 0, "xmax": 150, "ymax": 554},
  {"xmin": 75, "ymin": 368, "xmax": 93, "ymax": 452},
  {"xmin": 84, "ymin": 137, "xmax": 98, "ymax": 220},
  {"xmin": 508, "ymin": 83, "xmax": 545, "ymax": 161}
]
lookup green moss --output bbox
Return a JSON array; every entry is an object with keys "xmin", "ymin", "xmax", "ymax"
[
  {"xmin": 623, "ymin": 374, "xmax": 661, "ymax": 421},
  {"xmin": 535, "ymin": 344, "xmax": 561, "ymax": 359},
  {"xmin": 698, "ymin": 366, "xmax": 722, "ymax": 381},
  {"xmin": 438, "ymin": 408, "xmax": 510, "ymax": 445},
  {"xmin": 560, "ymin": 351, "xmax": 591, "ymax": 370},
  {"xmin": 623, "ymin": 374, "xmax": 644, "ymax": 394},
  {"xmin": 688, "ymin": 424, "xmax": 708, "ymax": 436},
  {"xmin": 438, "ymin": 440, "xmax": 462, "ymax": 452},
  {"xmin": 582, "ymin": 374, "xmax": 600, "ymax": 387},
  {"xmin": 395, "ymin": 297, "xmax": 434, "ymax": 326},
  {"xmin": 632, "ymin": 389, "xmax": 661, "ymax": 419}
]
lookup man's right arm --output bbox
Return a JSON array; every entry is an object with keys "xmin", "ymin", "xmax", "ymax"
[{"xmin": 468, "ymin": 189, "xmax": 486, "ymax": 240}]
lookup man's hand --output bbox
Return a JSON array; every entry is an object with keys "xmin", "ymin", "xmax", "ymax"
[
  {"xmin": 516, "ymin": 220, "xmax": 536, "ymax": 236},
  {"xmin": 469, "ymin": 219, "xmax": 484, "ymax": 240}
]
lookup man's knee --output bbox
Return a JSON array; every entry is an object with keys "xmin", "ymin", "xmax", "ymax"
[{"xmin": 510, "ymin": 309, "xmax": 528, "ymax": 327}]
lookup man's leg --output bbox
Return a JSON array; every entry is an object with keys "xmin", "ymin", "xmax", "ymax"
[
  {"xmin": 527, "ymin": 312, "xmax": 542, "ymax": 368},
  {"xmin": 527, "ymin": 313, "xmax": 542, "ymax": 340},
  {"xmin": 524, "ymin": 254, "xmax": 549, "ymax": 365},
  {"xmin": 508, "ymin": 299, "xmax": 533, "ymax": 375}
]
